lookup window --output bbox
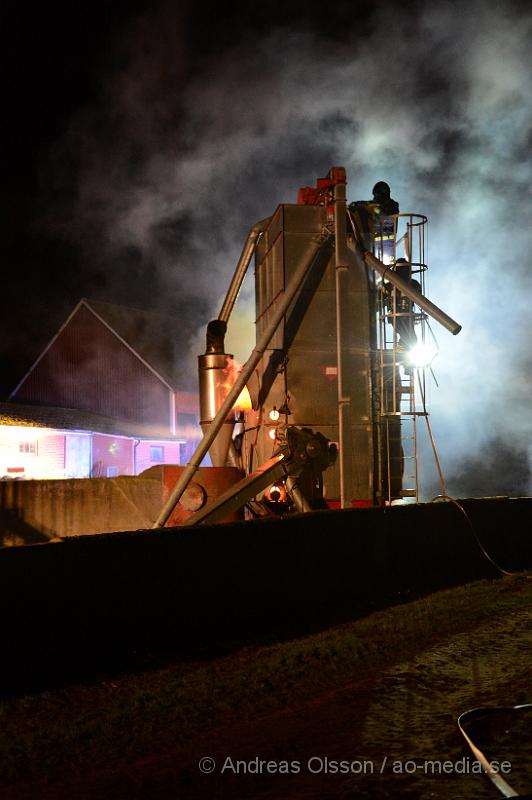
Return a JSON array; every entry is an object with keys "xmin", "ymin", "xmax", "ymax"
[
  {"xmin": 19, "ymin": 441, "xmax": 38, "ymax": 455},
  {"xmin": 150, "ymin": 445, "xmax": 164, "ymax": 463}
]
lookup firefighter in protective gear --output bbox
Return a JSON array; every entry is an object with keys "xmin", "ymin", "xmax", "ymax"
[
  {"xmin": 372, "ymin": 181, "xmax": 399, "ymax": 215},
  {"xmin": 386, "ymin": 257, "xmax": 420, "ymax": 351},
  {"xmin": 348, "ymin": 181, "xmax": 399, "ymax": 263},
  {"xmin": 370, "ymin": 182, "xmax": 399, "ymax": 262}
]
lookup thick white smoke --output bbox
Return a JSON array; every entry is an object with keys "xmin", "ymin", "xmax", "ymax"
[{"xmin": 46, "ymin": 0, "xmax": 532, "ymax": 495}]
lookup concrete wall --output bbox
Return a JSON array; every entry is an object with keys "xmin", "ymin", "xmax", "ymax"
[
  {"xmin": 0, "ymin": 476, "xmax": 162, "ymax": 546},
  {"xmin": 0, "ymin": 465, "xmax": 240, "ymax": 545}
]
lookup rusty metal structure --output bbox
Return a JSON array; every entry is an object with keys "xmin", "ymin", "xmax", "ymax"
[{"xmin": 153, "ymin": 168, "xmax": 461, "ymax": 527}]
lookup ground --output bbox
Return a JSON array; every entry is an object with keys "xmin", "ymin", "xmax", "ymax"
[{"xmin": 1, "ymin": 576, "xmax": 531, "ymax": 799}]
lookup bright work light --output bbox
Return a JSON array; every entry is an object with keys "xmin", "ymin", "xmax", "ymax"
[{"xmin": 407, "ymin": 341, "xmax": 437, "ymax": 368}]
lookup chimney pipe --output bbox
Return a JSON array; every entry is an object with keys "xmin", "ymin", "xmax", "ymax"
[{"xmin": 198, "ymin": 320, "xmax": 234, "ymax": 467}]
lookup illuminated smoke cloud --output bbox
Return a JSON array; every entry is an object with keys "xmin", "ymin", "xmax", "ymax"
[{"xmin": 45, "ymin": 0, "xmax": 532, "ymax": 494}]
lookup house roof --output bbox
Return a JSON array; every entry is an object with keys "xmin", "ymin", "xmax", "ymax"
[
  {"xmin": 0, "ymin": 402, "xmax": 185, "ymax": 441},
  {"xmin": 10, "ymin": 298, "xmax": 203, "ymax": 399},
  {"xmin": 82, "ymin": 299, "xmax": 194, "ymax": 390}
]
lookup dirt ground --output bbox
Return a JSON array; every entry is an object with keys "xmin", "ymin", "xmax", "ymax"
[
  {"xmin": 123, "ymin": 604, "xmax": 532, "ymax": 800},
  {"xmin": 4, "ymin": 578, "xmax": 530, "ymax": 800}
]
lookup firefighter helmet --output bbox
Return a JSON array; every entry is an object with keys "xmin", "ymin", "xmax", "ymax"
[
  {"xmin": 394, "ymin": 257, "xmax": 411, "ymax": 275},
  {"xmin": 372, "ymin": 181, "xmax": 391, "ymax": 200}
]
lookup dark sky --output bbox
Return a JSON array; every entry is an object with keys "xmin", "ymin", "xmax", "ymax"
[
  {"xmin": 1, "ymin": 0, "xmax": 376, "ymax": 395},
  {"xmin": 2, "ymin": 2, "xmax": 145, "ymax": 391},
  {"xmin": 2, "ymin": 0, "xmax": 531, "ymax": 496}
]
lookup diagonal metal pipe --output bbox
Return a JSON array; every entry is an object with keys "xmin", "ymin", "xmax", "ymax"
[
  {"xmin": 152, "ymin": 230, "xmax": 333, "ymax": 528},
  {"xmin": 362, "ymin": 249, "xmax": 462, "ymax": 335},
  {"xmin": 218, "ymin": 217, "xmax": 271, "ymax": 324}
]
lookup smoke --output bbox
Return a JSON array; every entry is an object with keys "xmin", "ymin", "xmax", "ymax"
[
  {"xmin": 42, "ymin": 0, "xmax": 532, "ymax": 495},
  {"xmin": 415, "ymin": 3, "xmax": 532, "ymax": 496}
]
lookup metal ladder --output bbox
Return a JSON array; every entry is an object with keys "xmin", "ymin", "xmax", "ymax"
[{"xmin": 375, "ymin": 213, "xmax": 429, "ymax": 504}]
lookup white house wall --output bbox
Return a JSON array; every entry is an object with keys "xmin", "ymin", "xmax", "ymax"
[{"xmin": 0, "ymin": 426, "xmax": 66, "ymax": 480}]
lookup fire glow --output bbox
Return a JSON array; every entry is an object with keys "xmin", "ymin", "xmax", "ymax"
[{"xmin": 223, "ymin": 356, "xmax": 252, "ymax": 412}]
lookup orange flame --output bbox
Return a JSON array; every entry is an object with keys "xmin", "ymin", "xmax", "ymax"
[
  {"xmin": 234, "ymin": 383, "xmax": 252, "ymax": 411},
  {"xmin": 222, "ymin": 356, "xmax": 252, "ymax": 411}
]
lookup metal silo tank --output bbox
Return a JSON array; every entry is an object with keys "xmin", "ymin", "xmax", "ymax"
[{"xmin": 252, "ymin": 203, "xmax": 375, "ymax": 504}]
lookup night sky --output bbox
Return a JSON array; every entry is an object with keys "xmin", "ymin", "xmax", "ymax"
[{"xmin": 2, "ymin": 0, "xmax": 531, "ymax": 497}]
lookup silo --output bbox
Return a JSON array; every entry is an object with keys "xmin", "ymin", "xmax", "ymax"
[{"xmin": 250, "ymin": 201, "xmax": 376, "ymax": 504}]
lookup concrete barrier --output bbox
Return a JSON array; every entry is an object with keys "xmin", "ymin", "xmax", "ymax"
[
  {"xmin": 0, "ymin": 466, "xmax": 244, "ymax": 546},
  {"xmin": 0, "ymin": 476, "xmax": 161, "ymax": 545}
]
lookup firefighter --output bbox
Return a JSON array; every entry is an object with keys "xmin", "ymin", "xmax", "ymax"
[
  {"xmin": 348, "ymin": 181, "xmax": 399, "ymax": 262},
  {"xmin": 372, "ymin": 181, "xmax": 399, "ymax": 215},
  {"xmin": 370, "ymin": 182, "xmax": 399, "ymax": 262},
  {"xmin": 386, "ymin": 257, "xmax": 420, "ymax": 351}
]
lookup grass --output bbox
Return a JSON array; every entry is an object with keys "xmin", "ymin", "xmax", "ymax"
[{"xmin": 0, "ymin": 575, "xmax": 531, "ymax": 787}]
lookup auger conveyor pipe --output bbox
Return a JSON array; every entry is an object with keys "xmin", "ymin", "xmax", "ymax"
[
  {"xmin": 362, "ymin": 248, "xmax": 462, "ymax": 336},
  {"xmin": 152, "ymin": 230, "xmax": 334, "ymax": 529},
  {"xmin": 218, "ymin": 217, "xmax": 271, "ymax": 324}
]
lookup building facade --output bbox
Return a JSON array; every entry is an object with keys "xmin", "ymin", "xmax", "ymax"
[{"xmin": 3, "ymin": 299, "xmax": 201, "ymax": 479}]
